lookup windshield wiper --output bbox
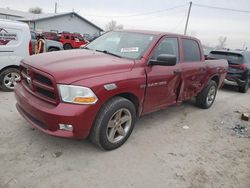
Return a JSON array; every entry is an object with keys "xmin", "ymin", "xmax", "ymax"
[{"xmin": 96, "ymin": 50, "xmax": 122, "ymax": 58}]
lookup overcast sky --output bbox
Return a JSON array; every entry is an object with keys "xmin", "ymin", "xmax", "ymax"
[{"xmin": 1, "ymin": 0, "xmax": 250, "ymax": 49}]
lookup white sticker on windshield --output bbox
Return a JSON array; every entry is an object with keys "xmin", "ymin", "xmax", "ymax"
[{"xmin": 121, "ymin": 47, "xmax": 139, "ymax": 53}]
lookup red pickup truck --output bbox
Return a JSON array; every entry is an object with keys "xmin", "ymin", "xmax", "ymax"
[{"xmin": 15, "ymin": 30, "xmax": 228, "ymax": 150}]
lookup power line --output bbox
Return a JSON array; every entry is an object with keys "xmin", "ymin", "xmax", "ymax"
[
  {"xmin": 81, "ymin": 3, "xmax": 188, "ymax": 18},
  {"xmin": 194, "ymin": 3, "xmax": 250, "ymax": 14}
]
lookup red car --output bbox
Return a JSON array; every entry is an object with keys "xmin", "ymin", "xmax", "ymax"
[
  {"xmin": 58, "ymin": 32, "xmax": 88, "ymax": 50},
  {"xmin": 15, "ymin": 30, "xmax": 228, "ymax": 150},
  {"xmin": 42, "ymin": 31, "xmax": 60, "ymax": 41}
]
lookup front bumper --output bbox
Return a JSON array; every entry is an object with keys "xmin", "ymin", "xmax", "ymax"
[{"xmin": 15, "ymin": 83, "xmax": 99, "ymax": 139}]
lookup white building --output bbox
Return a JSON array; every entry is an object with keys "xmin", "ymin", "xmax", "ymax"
[{"xmin": 0, "ymin": 8, "xmax": 103, "ymax": 37}]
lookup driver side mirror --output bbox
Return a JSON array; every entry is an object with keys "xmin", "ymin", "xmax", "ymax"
[{"xmin": 149, "ymin": 54, "xmax": 177, "ymax": 66}]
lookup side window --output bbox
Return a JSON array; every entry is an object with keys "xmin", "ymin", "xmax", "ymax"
[
  {"xmin": 31, "ymin": 32, "xmax": 36, "ymax": 40},
  {"xmin": 183, "ymin": 39, "xmax": 201, "ymax": 62},
  {"xmin": 151, "ymin": 38, "xmax": 179, "ymax": 62},
  {"xmin": 65, "ymin": 35, "xmax": 70, "ymax": 40}
]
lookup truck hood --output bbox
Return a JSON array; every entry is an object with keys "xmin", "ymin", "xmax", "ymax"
[{"xmin": 23, "ymin": 49, "xmax": 135, "ymax": 84}]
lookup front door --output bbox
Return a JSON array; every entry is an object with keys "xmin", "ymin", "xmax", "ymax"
[{"xmin": 143, "ymin": 37, "xmax": 182, "ymax": 114}]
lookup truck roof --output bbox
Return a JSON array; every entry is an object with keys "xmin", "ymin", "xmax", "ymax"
[{"xmin": 115, "ymin": 29, "xmax": 198, "ymax": 40}]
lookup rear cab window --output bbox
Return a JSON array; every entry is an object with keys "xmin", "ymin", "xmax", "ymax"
[{"xmin": 182, "ymin": 39, "xmax": 201, "ymax": 62}]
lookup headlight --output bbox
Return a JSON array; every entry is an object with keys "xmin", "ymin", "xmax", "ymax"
[{"xmin": 58, "ymin": 84, "xmax": 98, "ymax": 104}]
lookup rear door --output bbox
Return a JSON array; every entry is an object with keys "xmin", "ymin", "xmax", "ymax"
[
  {"xmin": 178, "ymin": 38, "xmax": 207, "ymax": 101},
  {"xmin": 143, "ymin": 37, "xmax": 182, "ymax": 114}
]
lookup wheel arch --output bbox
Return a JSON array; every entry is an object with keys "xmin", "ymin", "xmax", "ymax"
[
  {"xmin": 115, "ymin": 92, "xmax": 140, "ymax": 116},
  {"xmin": 210, "ymin": 75, "xmax": 220, "ymax": 87},
  {"xmin": 48, "ymin": 46, "xmax": 60, "ymax": 51},
  {"xmin": 0, "ymin": 65, "xmax": 20, "ymax": 74}
]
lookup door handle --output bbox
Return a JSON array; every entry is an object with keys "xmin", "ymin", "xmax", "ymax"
[{"xmin": 173, "ymin": 69, "xmax": 182, "ymax": 75}]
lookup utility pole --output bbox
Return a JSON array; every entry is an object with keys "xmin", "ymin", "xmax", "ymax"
[
  {"xmin": 54, "ymin": 2, "xmax": 58, "ymax": 14},
  {"xmin": 184, "ymin": 1, "xmax": 192, "ymax": 35}
]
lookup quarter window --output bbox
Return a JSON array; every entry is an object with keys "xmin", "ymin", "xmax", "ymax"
[{"xmin": 183, "ymin": 39, "xmax": 201, "ymax": 62}]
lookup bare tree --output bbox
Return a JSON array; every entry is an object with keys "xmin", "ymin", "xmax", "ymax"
[
  {"xmin": 217, "ymin": 36, "xmax": 227, "ymax": 49},
  {"xmin": 105, "ymin": 20, "xmax": 123, "ymax": 31},
  {"xmin": 29, "ymin": 7, "xmax": 43, "ymax": 14}
]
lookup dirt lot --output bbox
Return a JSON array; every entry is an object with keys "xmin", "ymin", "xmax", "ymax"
[{"xmin": 0, "ymin": 86, "xmax": 250, "ymax": 188}]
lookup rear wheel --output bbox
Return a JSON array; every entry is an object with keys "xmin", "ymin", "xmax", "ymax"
[
  {"xmin": 63, "ymin": 43, "xmax": 72, "ymax": 50},
  {"xmin": 0, "ymin": 68, "xmax": 21, "ymax": 92},
  {"xmin": 239, "ymin": 78, "xmax": 249, "ymax": 93},
  {"xmin": 90, "ymin": 97, "xmax": 136, "ymax": 150},
  {"xmin": 196, "ymin": 80, "xmax": 218, "ymax": 109}
]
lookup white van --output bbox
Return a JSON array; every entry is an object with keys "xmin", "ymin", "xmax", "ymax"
[{"xmin": 0, "ymin": 19, "xmax": 31, "ymax": 91}]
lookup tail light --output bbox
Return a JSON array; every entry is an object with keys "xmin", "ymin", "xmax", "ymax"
[
  {"xmin": 239, "ymin": 64, "xmax": 247, "ymax": 70},
  {"xmin": 29, "ymin": 40, "xmax": 32, "ymax": 55}
]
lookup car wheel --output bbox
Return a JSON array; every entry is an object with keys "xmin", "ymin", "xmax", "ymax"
[
  {"xmin": 64, "ymin": 44, "xmax": 72, "ymax": 50},
  {"xmin": 90, "ymin": 96, "xmax": 136, "ymax": 150},
  {"xmin": 239, "ymin": 78, "xmax": 249, "ymax": 93},
  {"xmin": 48, "ymin": 47, "xmax": 59, "ymax": 52},
  {"xmin": 0, "ymin": 68, "xmax": 21, "ymax": 92},
  {"xmin": 196, "ymin": 80, "xmax": 218, "ymax": 109}
]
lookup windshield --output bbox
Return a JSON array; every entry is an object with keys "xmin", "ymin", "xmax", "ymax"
[
  {"xmin": 209, "ymin": 51, "xmax": 243, "ymax": 64},
  {"xmin": 86, "ymin": 31, "xmax": 156, "ymax": 59}
]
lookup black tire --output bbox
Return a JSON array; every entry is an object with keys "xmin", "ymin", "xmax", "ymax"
[
  {"xmin": 63, "ymin": 43, "xmax": 72, "ymax": 50},
  {"xmin": 90, "ymin": 96, "xmax": 136, "ymax": 150},
  {"xmin": 0, "ymin": 68, "xmax": 20, "ymax": 92},
  {"xmin": 48, "ymin": 47, "xmax": 59, "ymax": 52},
  {"xmin": 238, "ymin": 78, "xmax": 249, "ymax": 93},
  {"xmin": 196, "ymin": 80, "xmax": 218, "ymax": 109}
]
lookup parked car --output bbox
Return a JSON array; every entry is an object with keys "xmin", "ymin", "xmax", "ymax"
[
  {"xmin": 0, "ymin": 19, "xmax": 31, "ymax": 91},
  {"xmin": 208, "ymin": 49, "xmax": 250, "ymax": 93},
  {"xmin": 58, "ymin": 32, "xmax": 88, "ymax": 50},
  {"xmin": 42, "ymin": 31, "xmax": 60, "ymax": 41},
  {"xmin": 15, "ymin": 30, "xmax": 228, "ymax": 150},
  {"xmin": 82, "ymin": 33, "xmax": 99, "ymax": 42},
  {"xmin": 30, "ymin": 31, "xmax": 63, "ymax": 53}
]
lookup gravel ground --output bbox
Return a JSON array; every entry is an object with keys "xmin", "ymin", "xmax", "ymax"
[{"xmin": 0, "ymin": 85, "xmax": 250, "ymax": 188}]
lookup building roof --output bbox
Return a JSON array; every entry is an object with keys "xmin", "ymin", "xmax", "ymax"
[
  {"xmin": 0, "ymin": 7, "xmax": 30, "ymax": 18},
  {"xmin": 0, "ymin": 8, "xmax": 103, "ymax": 31}
]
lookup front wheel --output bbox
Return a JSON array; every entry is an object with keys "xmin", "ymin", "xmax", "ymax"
[
  {"xmin": 196, "ymin": 80, "xmax": 218, "ymax": 109},
  {"xmin": 63, "ymin": 43, "xmax": 72, "ymax": 50},
  {"xmin": 0, "ymin": 68, "xmax": 21, "ymax": 92},
  {"xmin": 90, "ymin": 97, "xmax": 136, "ymax": 150}
]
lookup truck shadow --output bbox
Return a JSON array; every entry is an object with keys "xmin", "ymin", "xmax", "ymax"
[{"xmin": 221, "ymin": 84, "xmax": 240, "ymax": 93}]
